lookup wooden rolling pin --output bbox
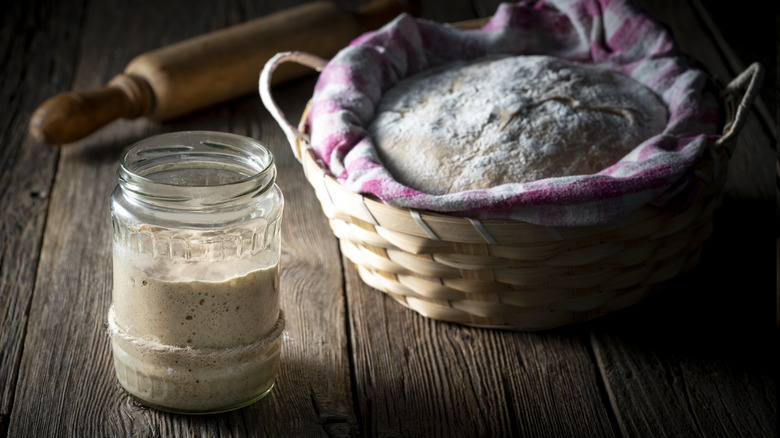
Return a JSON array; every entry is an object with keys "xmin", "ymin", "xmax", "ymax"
[{"xmin": 29, "ymin": 0, "xmax": 409, "ymax": 145}]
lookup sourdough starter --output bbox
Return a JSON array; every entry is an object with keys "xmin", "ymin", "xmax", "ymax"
[{"xmin": 110, "ymin": 247, "xmax": 281, "ymax": 413}]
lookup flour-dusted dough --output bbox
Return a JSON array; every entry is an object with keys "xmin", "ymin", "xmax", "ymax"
[{"xmin": 367, "ymin": 55, "xmax": 668, "ymax": 195}]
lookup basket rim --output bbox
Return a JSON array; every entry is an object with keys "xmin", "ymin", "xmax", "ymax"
[{"xmin": 293, "ymin": 93, "xmax": 732, "ymax": 245}]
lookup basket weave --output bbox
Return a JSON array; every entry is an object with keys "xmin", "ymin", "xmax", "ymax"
[{"xmin": 260, "ymin": 50, "xmax": 763, "ymax": 330}]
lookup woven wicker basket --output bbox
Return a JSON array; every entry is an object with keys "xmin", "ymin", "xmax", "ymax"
[{"xmin": 260, "ymin": 48, "xmax": 763, "ymax": 330}]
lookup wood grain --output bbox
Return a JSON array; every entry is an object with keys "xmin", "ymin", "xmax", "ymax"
[
  {"xmin": 345, "ymin": 264, "xmax": 618, "ymax": 437},
  {"xmin": 6, "ymin": 0, "xmax": 354, "ymax": 437},
  {"xmin": 584, "ymin": 2, "xmax": 777, "ymax": 437},
  {"xmin": 7, "ymin": 0, "xmax": 158, "ymax": 433},
  {"xmin": 0, "ymin": 0, "xmax": 82, "ymax": 435},
  {"xmin": 1, "ymin": 0, "xmax": 775, "ymax": 437}
]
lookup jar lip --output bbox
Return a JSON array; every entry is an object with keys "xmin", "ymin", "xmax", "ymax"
[
  {"xmin": 117, "ymin": 131, "xmax": 276, "ymax": 208},
  {"xmin": 119, "ymin": 131, "xmax": 274, "ymax": 187}
]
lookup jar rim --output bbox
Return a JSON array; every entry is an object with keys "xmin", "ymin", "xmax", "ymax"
[{"xmin": 117, "ymin": 131, "xmax": 276, "ymax": 208}]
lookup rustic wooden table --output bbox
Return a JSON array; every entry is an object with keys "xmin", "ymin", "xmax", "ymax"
[{"xmin": 1, "ymin": 0, "xmax": 776, "ymax": 436}]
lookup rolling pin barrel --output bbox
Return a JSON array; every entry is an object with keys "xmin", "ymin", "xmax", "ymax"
[{"xmin": 29, "ymin": 0, "xmax": 405, "ymax": 145}]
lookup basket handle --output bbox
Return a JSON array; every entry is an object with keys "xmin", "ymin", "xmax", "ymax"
[
  {"xmin": 259, "ymin": 51, "xmax": 329, "ymax": 162},
  {"xmin": 715, "ymin": 62, "xmax": 764, "ymax": 149}
]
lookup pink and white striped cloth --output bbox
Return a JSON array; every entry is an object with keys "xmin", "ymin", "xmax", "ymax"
[{"xmin": 306, "ymin": 0, "xmax": 720, "ymax": 226}]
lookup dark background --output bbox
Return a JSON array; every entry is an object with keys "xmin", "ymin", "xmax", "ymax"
[{"xmin": 703, "ymin": 2, "xmax": 775, "ymax": 125}]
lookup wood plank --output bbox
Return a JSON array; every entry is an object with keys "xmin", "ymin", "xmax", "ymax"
[
  {"xmin": 7, "ymin": 1, "xmax": 355, "ymax": 436},
  {"xmin": 590, "ymin": 304, "xmax": 776, "ymax": 437},
  {"xmin": 7, "ymin": 0, "xmax": 172, "ymax": 433},
  {"xmin": 345, "ymin": 265, "xmax": 617, "ymax": 437},
  {"xmin": 0, "ymin": 0, "xmax": 83, "ymax": 435},
  {"xmin": 588, "ymin": 1, "xmax": 777, "ymax": 436}
]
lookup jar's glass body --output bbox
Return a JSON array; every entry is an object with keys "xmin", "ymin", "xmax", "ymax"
[{"xmin": 109, "ymin": 131, "xmax": 284, "ymax": 414}]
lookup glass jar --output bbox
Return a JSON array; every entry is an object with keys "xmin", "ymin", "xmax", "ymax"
[{"xmin": 108, "ymin": 131, "xmax": 284, "ymax": 414}]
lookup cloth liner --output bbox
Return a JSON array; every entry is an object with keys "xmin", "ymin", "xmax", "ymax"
[{"xmin": 306, "ymin": 0, "xmax": 720, "ymax": 226}]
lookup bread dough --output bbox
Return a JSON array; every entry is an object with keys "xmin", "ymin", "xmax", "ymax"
[{"xmin": 367, "ymin": 55, "xmax": 668, "ymax": 195}]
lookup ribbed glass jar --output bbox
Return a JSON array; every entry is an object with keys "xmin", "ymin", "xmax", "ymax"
[{"xmin": 108, "ymin": 131, "xmax": 284, "ymax": 414}]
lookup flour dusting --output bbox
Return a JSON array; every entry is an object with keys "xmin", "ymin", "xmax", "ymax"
[{"xmin": 367, "ymin": 55, "xmax": 668, "ymax": 195}]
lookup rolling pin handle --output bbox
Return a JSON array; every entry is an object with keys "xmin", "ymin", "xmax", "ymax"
[{"xmin": 29, "ymin": 73, "xmax": 154, "ymax": 145}]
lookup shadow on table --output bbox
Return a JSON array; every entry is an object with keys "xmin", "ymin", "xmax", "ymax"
[{"xmin": 588, "ymin": 196, "xmax": 776, "ymax": 371}]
